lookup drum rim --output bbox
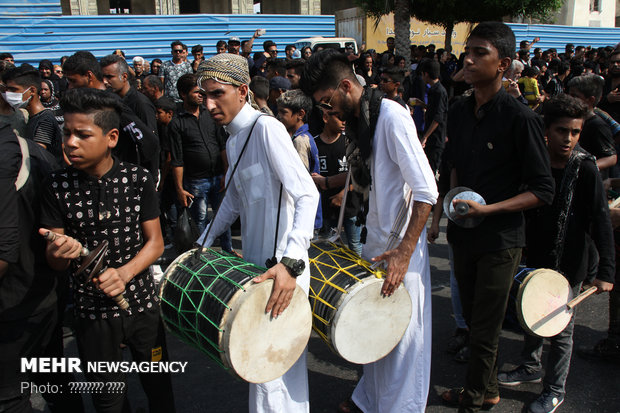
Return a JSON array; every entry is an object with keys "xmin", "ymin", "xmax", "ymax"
[{"xmin": 516, "ymin": 268, "xmax": 572, "ymax": 338}]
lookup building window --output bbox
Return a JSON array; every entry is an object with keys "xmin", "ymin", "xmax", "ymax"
[
  {"xmin": 110, "ymin": 0, "xmax": 131, "ymax": 14},
  {"xmin": 589, "ymin": 0, "xmax": 600, "ymax": 12}
]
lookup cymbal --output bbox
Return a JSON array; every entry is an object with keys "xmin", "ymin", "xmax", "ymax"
[{"xmin": 443, "ymin": 186, "xmax": 486, "ymax": 228}]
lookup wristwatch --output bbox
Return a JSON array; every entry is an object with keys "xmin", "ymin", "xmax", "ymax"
[{"xmin": 280, "ymin": 257, "xmax": 305, "ymax": 278}]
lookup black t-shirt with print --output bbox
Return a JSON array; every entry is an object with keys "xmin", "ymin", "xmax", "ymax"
[
  {"xmin": 314, "ymin": 134, "xmax": 361, "ymax": 221},
  {"xmin": 40, "ymin": 159, "xmax": 160, "ymax": 320}
]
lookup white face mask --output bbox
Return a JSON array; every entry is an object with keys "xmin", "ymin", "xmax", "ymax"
[{"xmin": 1, "ymin": 89, "xmax": 31, "ymax": 109}]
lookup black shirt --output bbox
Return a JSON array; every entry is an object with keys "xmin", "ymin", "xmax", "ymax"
[
  {"xmin": 446, "ymin": 87, "xmax": 555, "ymax": 253},
  {"xmin": 169, "ymin": 106, "xmax": 226, "ymax": 180},
  {"xmin": 578, "ymin": 114, "xmax": 615, "ymax": 179},
  {"xmin": 598, "ymin": 77, "xmax": 620, "ymax": 122},
  {"xmin": 0, "ymin": 126, "xmax": 62, "ymax": 321},
  {"xmin": 26, "ymin": 109, "xmax": 62, "ymax": 161},
  {"xmin": 40, "ymin": 159, "xmax": 161, "ymax": 319},
  {"xmin": 123, "ymin": 87, "xmax": 158, "ymax": 135},
  {"xmin": 113, "ymin": 96, "xmax": 160, "ymax": 179},
  {"xmin": 424, "ymin": 81, "xmax": 448, "ymax": 148},
  {"xmin": 526, "ymin": 159, "xmax": 615, "ymax": 285},
  {"xmin": 314, "ymin": 133, "xmax": 361, "ymax": 221}
]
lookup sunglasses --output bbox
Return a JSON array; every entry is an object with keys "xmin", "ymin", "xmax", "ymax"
[
  {"xmin": 318, "ymin": 81, "xmax": 342, "ymax": 111},
  {"xmin": 172, "ymin": 49, "xmax": 184, "ymax": 53}
]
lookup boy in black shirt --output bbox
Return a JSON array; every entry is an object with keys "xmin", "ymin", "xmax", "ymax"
[
  {"xmin": 39, "ymin": 88, "xmax": 175, "ymax": 413},
  {"xmin": 567, "ymin": 74, "xmax": 616, "ymax": 180},
  {"xmin": 497, "ymin": 94, "xmax": 614, "ymax": 413},
  {"xmin": 313, "ymin": 108, "xmax": 362, "ymax": 255},
  {"xmin": 2, "ymin": 66, "xmax": 62, "ymax": 161}
]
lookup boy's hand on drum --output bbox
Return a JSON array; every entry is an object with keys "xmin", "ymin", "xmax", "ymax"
[
  {"xmin": 253, "ymin": 263, "xmax": 296, "ymax": 317},
  {"xmin": 39, "ymin": 228, "xmax": 83, "ymax": 260},
  {"xmin": 592, "ymin": 279, "xmax": 614, "ymax": 293},
  {"xmin": 95, "ymin": 268, "xmax": 128, "ymax": 298},
  {"xmin": 373, "ymin": 246, "xmax": 410, "ymax": 296}
]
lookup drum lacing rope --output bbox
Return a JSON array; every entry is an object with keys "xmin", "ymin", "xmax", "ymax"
[
  {"xmin": 160, "ymin": 249, "xmax": 265, "ymax": 368},
  {"xmin": 307, "ymin": 241, "xmax": 383, "ymax": 344}
]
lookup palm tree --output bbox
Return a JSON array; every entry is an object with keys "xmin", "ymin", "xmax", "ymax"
[{"xmin": 393, "ymin": 0, "xmax": 411, "ymax": 66}]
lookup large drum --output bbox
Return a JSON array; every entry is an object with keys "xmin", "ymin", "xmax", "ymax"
[
  {"xmin": 159, "ymin": 248, "xmax": 312, "ymax": 383},
  {"xmin": 308, "ymin": 241, "xmax": 412, "ymax": 364}
]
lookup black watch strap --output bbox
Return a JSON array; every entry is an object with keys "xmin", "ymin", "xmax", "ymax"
[{"xmin": 280, "ymin": 257, "xmax": 305, "ymax": 278}]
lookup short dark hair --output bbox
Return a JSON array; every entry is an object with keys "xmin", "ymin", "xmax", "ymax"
[
  {"xmin": 171, "ymin": 40, "xmax": 187, "ymax": 51},
  {"xmin": 266, "ymin": 58, "xmax": 287, "ymax": 77},
  {"xmin": 249, "ymin": 76, "xmax": 269, "ymax": 100},
  {"xmin": 285, "ymin": 58, "xmax": 305, "ymax": 76},
  {"xmin": 285, "ymin": 44, "xmax": 296, "ymax": 52},
  {"xmin": 177, "ymin": 73, "xmax": 198, "ymax": 97},
  {"xmin": 100, "ymin": 54, "xmax": 130, "ymax": 77},
  {"xmin": 568, "ymin": 73, "xmax": 605, "ymax": 104},
  {"xmin": 418, "ymin": 59, "xmax": 439, "ymax": 80},
  {"xmin": 382, "ymin": 66, "xmax": 405, "ymax": 84},
  {"xmin": 0, "ymin": 53, "xmax": 13, "ymax": 60},
  {"xmin": 2, "ymin": 66, "xmax": 41, "ymax": 91},
  {"xmin": 276, "ymin": 89, "xmax": 312, "ymax": 121},
  {"xmin": 263, "ymin": 40, "xmax": 276, "ymax": 52},
  {"xmin": 155, "ymin": 97, "xmax": 176, "ymax": 113},
  {"xmin": 143, "ymin": 74, "xmax": 163, "ymax": 91},
  {"xmin": 216, "ymin": 40, "xmax": 227, "ymax": 49},
  {"xmin": 152, "ymin": 58, "xmax": 162, "ymax": 65},
  {"xmin": 518, "ymin": 49, "xmax": 529, "ymax": 58},
  {"xmin": 191, "ymin": 44, "xmax": 203, "ymax": 54},
  {"xmin": 519, "ymin": 40, "xmax": 530, "ymax": 48},
  {"xmin": 0, "ymin": 60, "xmax": 14, "ymax": 75},
  {"xmin": 300, "ymin": 49, "xmax": 358, "ymax": 96},
  {"xmin": 468, "ymin": 21, "xmax": 516, "ymax": 60},
  {"xmin": 543, "ymin": 93, "xmax": 587, "ymax": 128},
  {"xmin": 63, "ymin": 51, "xmax": 102, "ymax": 81},
  {"xmin": 60, "ymin": 88, "xmax": 123, "ymax": 134}
]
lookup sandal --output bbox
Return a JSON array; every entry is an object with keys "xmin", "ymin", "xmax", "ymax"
[
  {"xmin": 337, "ymin": 398, "xmax": 362, "ymax": 413},
  {"xmin": 441, "ymin": 387, "xmax": 500, "ymax": 411}
]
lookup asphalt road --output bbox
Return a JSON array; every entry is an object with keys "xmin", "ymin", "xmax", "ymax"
[{"xmin": 32, "ymin": 217, "xmax": 620, "ymax": 413}]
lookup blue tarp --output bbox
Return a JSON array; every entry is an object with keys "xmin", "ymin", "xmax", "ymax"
[{"xmin": 0, "ymin": 14, "xmax": 335, "ymax": 65}]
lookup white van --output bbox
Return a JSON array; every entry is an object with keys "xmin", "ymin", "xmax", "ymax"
[{"xmin": 294, "ymin": 37, "xmax": 359, "ymax": 54}]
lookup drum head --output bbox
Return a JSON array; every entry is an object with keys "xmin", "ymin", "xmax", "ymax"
[
  {"xmin": 220, "ymin": 280, "xmax": 312, "ymax": 383},
  {"xmin": 331, "ymin": 278, "xmax": 412, "ymax": 364},
  {"xmin": 516, "ymin": 269, "xmax": 572, "ymax": 338}
]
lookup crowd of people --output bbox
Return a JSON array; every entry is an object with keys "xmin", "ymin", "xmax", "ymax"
[{"xmin": 0, "ymin": 20, "xmax": 619, "ymax": 413}]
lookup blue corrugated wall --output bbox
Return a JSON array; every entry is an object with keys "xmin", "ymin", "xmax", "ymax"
[
  {"xmin": 0, "ymin": 0, "xmax": 62, "ymax": 16},
  {"xmin": 0, "ymin": 14, "xmax": 335, "ymax": 66},
  {"xmin": 507, "ymin": 23, "xmax": 619, "ymax": 52}
]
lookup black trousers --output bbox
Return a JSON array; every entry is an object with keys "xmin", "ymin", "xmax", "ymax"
[
  {"xmin": 75, "ymin": 308, "xmax": 175, "ymax": 413},
  {"xmin": 452, "ymin": 246, "xmax": 522, "ymax": 413}
]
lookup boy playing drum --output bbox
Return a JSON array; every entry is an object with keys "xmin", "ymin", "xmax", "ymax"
[{"xmin": 497, "ymin": 94, "xmax": 614, "ymax": 413}]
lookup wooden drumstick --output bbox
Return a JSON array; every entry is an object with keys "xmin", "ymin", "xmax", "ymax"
[
  {"xmin": 566, "ymin": 286, "xmax": 598, "ymax": 310},
  {"xmin": 43, "ymin": 231, "xmax": 130, "ymax": 311}
]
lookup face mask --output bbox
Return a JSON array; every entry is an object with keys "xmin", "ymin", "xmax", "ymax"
[{"xmin": 1, "ymin": 89, "xmax": 31, "ymax": 109}]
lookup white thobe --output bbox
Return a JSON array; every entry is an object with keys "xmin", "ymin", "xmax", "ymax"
[
  {"xmin": 351, "ymin": 99, "xmax": 438, "ymax": 413},
  {"xmin": 197, "ymin": 103, "xmax": 319, "ymax": 413}
]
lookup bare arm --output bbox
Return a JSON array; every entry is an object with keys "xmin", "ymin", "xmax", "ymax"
[
  {"xmin": 311, "ymin": 171, "xmax": 347, "ymax": 191},
  {"xmin": 373, "ymin": 201, "xmax": 433, "ymax": 296},
  {"xmin": 458, "ymin": 191, "xmax": 544, "ymax": 218},
  {"xmin": 422, "ymin": 120, "xmax": 439, "ymax": 146},
  {"xmin": 0, "ymin": 260, "xmax": 8, "ymax": 279},
  {"xmin": 96, "ymin": 218, "xmax": 164, "ymax": 298},
  {"xmin": 596, "ymin": 154, "xmax": 617, "ymax": 172},
  {"xmin": 173, "ymin": 166, "xmax": 193, "ymax": 207}
]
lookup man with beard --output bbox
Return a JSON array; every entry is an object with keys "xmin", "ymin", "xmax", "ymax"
[
  {"xmin": 301, "ymin": 49, "xmax": 438, "ymax": 413},
  {"xmin": 196, "ymin": 53, "xmax": 319, "ymax": 413}
]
